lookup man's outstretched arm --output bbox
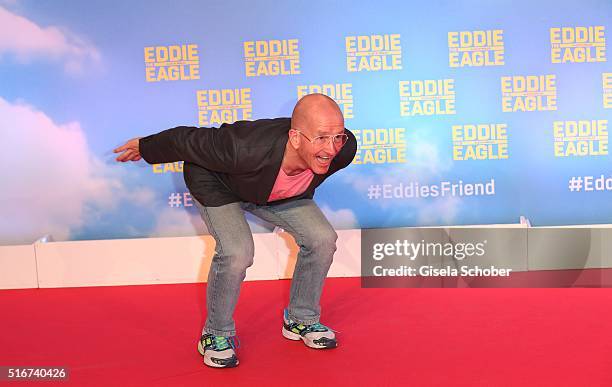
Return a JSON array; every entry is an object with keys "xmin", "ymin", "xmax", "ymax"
[{"xmin": 113, "ymin": 125, "xmax": 238, "ymax": 172}]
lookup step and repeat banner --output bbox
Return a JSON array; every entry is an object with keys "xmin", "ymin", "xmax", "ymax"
[{"xmin": 0, "ymin": 1, "xmax": 610, "ymax": 245}]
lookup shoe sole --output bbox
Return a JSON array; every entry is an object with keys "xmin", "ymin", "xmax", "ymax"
[
  {"xmin": 197, "ymin": 340, "xmax": 239, "ymax": 368},
  {"xmin": 282, "ymin": 326, "xmax": 338, "ymax": 349}
]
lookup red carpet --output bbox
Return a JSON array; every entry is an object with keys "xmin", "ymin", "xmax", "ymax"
[{"xmin": 1, "ymin": 277, "xmax": 611, "ymax": 386}]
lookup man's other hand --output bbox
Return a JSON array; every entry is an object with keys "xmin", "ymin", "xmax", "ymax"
[{"xmin": 114, "ymin": 137, "xmax": 142, "ymax": 162}]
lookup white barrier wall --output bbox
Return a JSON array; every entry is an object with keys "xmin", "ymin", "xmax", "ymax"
[
  {"xmin": 0, "ymin": 245, "xmax": 38, "ymax": 289},
  {"xmin": 7, "ymin": 223, "xmax": 612, "ymax": 290},
  {"xmin": 0, "ymin": 229, "xmax": 362, "ymax": 289}
]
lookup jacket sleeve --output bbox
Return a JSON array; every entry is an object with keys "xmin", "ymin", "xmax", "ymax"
[{"xmin": 139, "ymin": 125, "xmax": 238, "ymax": 172}]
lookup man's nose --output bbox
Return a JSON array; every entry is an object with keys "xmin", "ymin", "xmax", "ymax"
[{"xmin": 325, "ymin": 138, "xmax": 338, "ymax": 155}]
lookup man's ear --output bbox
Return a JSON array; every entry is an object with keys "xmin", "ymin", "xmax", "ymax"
[{"xmin": 288, "ymin": 129, "xmax": 301, "ymax": 149}]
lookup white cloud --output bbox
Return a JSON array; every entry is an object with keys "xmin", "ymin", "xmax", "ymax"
[
  {"xmin": 149, "ymin": 208, "xmax": 202, "ymax": 238},
  {"xmin": 409, "ymin": 130, "xmax": 454, "ymax": 175},
  {"xmin": 0, "ymin": 97, "xmax": 153, "ymax": 244},
  {"xmin": 321, "ymin": 205, "xmax": 359, "ymax": 229},
  {"xmin": 0, "ymin": 6, "xmax": 101, "ymax": 74},
  {"xmin": 339, "ymin": 132, "xmax": 463, "ymax": 225},
  {"xmin": 415, "ymin": 196, "xmax": 461, "ymax": 225}
]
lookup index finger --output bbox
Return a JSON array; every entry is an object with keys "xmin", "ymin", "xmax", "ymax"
[{"xmin": 113, "ymin": 143, "xmax": 128, "ymax": 153}]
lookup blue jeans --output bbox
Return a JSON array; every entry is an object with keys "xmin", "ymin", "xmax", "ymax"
[{"xmin": 193, "ymin": 198, "xmax": 338, "ymax": 337}]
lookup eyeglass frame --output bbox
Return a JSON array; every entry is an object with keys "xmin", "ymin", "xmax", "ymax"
[{"xmin": 291, "ymin": 129, "xmax": 349, "ymax": 148}]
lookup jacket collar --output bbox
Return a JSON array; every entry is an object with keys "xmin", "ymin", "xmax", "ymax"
[{"xmin": 258, "ymin": 125, "xmax": 291, "ymax": 205}]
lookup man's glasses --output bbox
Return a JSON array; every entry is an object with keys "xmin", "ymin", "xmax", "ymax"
[{"xmin": 293, "ymin": 129, "xmax": 349, "ymax": 147}]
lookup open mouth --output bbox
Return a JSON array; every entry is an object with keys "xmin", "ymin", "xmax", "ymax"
[{"xmin": 315, "ymin": 155, "xmax": 332, "ymax": 166}]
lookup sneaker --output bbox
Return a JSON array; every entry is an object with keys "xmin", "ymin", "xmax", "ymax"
[
  {"xmin": 197, "ymin": 333, "xmax": 240, "ymax": 368},
  {"xmin": 281, "ymin": 308, "xmax": 338, "ymax": 349}
]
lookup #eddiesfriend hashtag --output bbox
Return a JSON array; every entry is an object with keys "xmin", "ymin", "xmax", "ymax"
[
  {"xmin": 568, "ymin": 176, "xmax": 583, "ymax": 192},
  {"xmin": 168, "ymin": 192, "xmax": 182, "ymax": 207},
  {"xmin": 367, "ymin": 184, "xmax": 382, "ymax": 199}
]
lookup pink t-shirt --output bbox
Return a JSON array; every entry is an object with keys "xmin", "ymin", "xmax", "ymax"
[{"xmin": 267, "ymin": 167, "xmax": 314, "ymax": 202}]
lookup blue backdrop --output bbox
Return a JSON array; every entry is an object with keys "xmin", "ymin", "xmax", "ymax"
[{"xmin": 1, "ymin": 0, "xmax": 610, "ymax": 245}]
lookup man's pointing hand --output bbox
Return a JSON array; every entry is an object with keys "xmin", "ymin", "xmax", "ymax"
[{"xmin": 114, "ymin": 137, "xmax": 142, "ymax": 162}]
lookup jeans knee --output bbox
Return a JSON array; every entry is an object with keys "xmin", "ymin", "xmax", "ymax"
[
  {"xmin": 302, "ymin": 228, "xmax": 337, "ymax": 259},
  {"xmin": 216, "ymin": 240, "xmax": 255, "ymax": 273}
]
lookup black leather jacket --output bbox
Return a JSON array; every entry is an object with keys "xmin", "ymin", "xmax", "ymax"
[{"xmin": 139, "ymin": 117, "xmax": 357, "ymax": 207}]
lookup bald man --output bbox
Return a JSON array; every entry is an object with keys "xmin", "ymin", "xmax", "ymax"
[{"xmin": 114, "ymin": 94, "xmax": 357, "ymax": 368}]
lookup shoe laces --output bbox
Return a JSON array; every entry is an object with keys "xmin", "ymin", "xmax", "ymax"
[
  {"xmin": 212, "ymin": 335, "xmax": 241, "ymax": 351},
  {"xmin": 307, "ymin": 322, "xmax": 340, "ymax": 334},
  {"xmin": 284, "ymin": 309, "xmax": 341, "ymax": 333}
]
